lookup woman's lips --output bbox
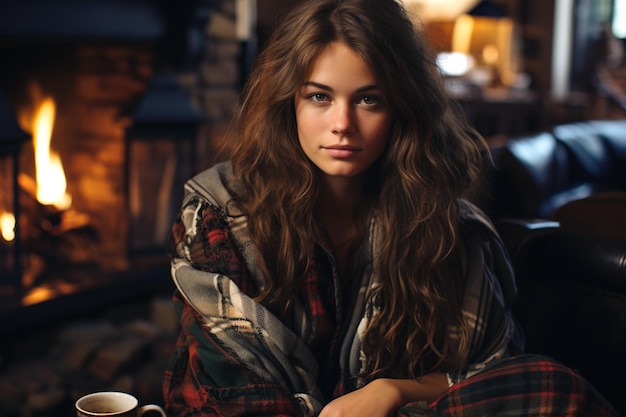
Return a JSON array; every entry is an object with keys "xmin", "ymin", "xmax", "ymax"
[{"xmin": 323, "ymin": 145, "xmax": 360, "ymax": 158}]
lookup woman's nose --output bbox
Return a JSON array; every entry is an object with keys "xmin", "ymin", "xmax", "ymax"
[{"xmin": 331, "ymin": 103, "xmax": 354, "ymax": 135}]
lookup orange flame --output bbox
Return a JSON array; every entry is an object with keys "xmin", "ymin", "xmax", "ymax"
[
  {"xmin": 32, "ymin": 97, "xmax": 72, "ymax": 210},
  {"xmin": 0, "ymin": 211, "xmax": 15, "ymax": 242}
]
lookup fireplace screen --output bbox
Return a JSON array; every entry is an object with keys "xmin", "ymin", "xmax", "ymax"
[
  {"xmin": 0, "ymin": 91, "xmax": 28, "ymax": 290},
  {"xmin": 0, "ymin": 136, "xmax": 21, "ymax": 286},
  {"xmin": 0, "ymin": 153, "xmax": 17, "ymax": 272}
]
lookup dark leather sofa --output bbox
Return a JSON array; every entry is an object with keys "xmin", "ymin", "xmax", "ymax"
[
  {"xmin": 485, "ymin": 119, "xmax": 626, "ymax": 220},
  {"xmin": 479, "ymin": 119, "xmax": 626, "ymax": 415}
]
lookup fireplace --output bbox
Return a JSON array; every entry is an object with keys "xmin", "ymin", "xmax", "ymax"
[{"xmin": 0, "ymin": 0, "xmax": 207, "ymax": 331}]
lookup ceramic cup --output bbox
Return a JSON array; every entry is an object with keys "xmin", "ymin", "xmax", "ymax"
[{"xmin": 75, "ymin": 392, "xmax": 166, "ymax": 417}]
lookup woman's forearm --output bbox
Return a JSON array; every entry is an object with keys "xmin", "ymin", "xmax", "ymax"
[
  {"xmin": 373, "ymin": 372, "xmax": 450, "ymax": 408},
  {"xmin": 319, "ymin": 373, "xmax": 450, "ymax": 417}
]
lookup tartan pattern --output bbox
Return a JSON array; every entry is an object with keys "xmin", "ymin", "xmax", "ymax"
[
  {"xmin": 398, "ymin": 355, "xmax": 620, "ymax": 417},
  {"xmin": 162, "ymin": 162, "xmax": 536, "ymax": 417},
  {"xmin": 163, "ymin": 293, "xmax": 307, "ymax": 417}
]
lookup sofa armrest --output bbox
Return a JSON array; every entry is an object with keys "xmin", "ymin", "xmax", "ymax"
[
  {"xmin": 497, "ymin": 216, "xmax": 626, "ymax": 294},
  {"xmin": 494, "ymin": 218, "xmax": 560, "ymax": 260}
]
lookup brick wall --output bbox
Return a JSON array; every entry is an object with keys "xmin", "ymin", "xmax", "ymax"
[{"xmin": 177, "ymin": 0, "xmax": 243, "ymax": 171}]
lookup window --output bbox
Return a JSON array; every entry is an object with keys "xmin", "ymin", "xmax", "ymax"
[{"xmin": 614, "ymin": 0, "xmax": 626, "ymax": 38}]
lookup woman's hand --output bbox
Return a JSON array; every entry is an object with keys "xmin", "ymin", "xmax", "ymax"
[
  {"xmin": 319, "ymin": 373, "xmax": 449, "ymax": 417},
  {"xmin": 318, "ymin": 379, "xmax": 402, "ymax": 417}
]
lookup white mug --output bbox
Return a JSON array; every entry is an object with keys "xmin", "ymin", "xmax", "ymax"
[{"xmin": 75, "ymin": 391, "xmax": 166, "ymax": 417}]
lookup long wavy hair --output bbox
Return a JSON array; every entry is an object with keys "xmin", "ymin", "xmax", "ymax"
[{"xmin": 227, "ymin": 0, "xmax": 487, "ymax": 380}]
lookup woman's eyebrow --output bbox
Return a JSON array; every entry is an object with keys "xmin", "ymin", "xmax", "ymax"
[
  {"xmin": 302, "ymin": 81, "xmax": 332, "ymax": 91},
  {"xmin": 302, "ymin": 81, "xmax": 380, "ymax": 93}
]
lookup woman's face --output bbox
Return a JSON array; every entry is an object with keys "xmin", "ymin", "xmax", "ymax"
[{"xmin": 295, "ymin": 42, "xmax": 392, "ymax": 180}]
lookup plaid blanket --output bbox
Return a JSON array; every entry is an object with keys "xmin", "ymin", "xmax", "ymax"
[
  {"xmin": 163, "ymin": 162, "xmax": 618, "ymax": 416},
  {"xmin": 399, "ymin": 355, "xmax": 620, "ymax": 417}
]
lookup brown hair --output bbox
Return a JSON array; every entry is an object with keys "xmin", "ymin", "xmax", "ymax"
[{"xmin": 227, "ymin": 0, "xmax": 486, "ymax": 380}]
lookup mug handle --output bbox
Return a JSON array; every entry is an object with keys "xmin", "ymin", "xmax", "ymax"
[{"xmin": 137, "ymin": 404, "xmax": 167, "ymax": 417}]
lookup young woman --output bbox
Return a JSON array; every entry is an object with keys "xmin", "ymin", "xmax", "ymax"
[{"xmin": 163, "ymin": 0, "xmax": 619, "ymax": 416}]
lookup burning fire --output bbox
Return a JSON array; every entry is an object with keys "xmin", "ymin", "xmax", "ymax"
[
  {"xmin": 32, "ymin": 97, "xmax": 72, "ymax": 210},
  {"xmin": 0, "ymin": 211, "xmax": 15, "ymax": 241},
  {"xmin": 0, "ymin": 88, "xmax": 74, "ymax": 244}
]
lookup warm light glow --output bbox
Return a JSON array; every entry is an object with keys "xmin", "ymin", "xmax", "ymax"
[
  {"xmin": 482, "ymin": 44, "xmax": 499, "ymax": 65},
  {"xmin": 32, "ymin": 97, "xmax": 72, "ymax": 210},
  {"xmin": 401, "ymin": 0, "xmax": 480, "ymax": 22},
  {"xmin": 452, "ymin": 14, "xmax": 474, "ymax": 54},
  {"xmin": 451, "ymin": 13, "xmax": 519, "ymax": 86},
  {"xmin": 0, "ymin": 211, "xmax": 15, "ymax": 242}
]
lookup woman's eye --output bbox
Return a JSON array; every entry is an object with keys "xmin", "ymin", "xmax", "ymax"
[
  {"xmin": 360, "ymin": 96, "xmax": 381, "ymax": 106},
  {"xmin": 309, "ymin": 93, "xmax": 329, "ymax": 103}
]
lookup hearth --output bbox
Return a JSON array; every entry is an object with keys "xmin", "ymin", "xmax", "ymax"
[{"xmin": 0, "ymin": 0, "xmax": 206, "ymax": 333}]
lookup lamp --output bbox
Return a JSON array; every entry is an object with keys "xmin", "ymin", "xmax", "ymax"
[{"xmin": 451, "ymin": 0, "xmax": 520, "ymax": 86}]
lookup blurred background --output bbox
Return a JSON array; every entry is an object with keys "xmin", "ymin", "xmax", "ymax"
[{"xmin": 0, "ymin": 0, "xmax": 624, "ymax": 415}]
